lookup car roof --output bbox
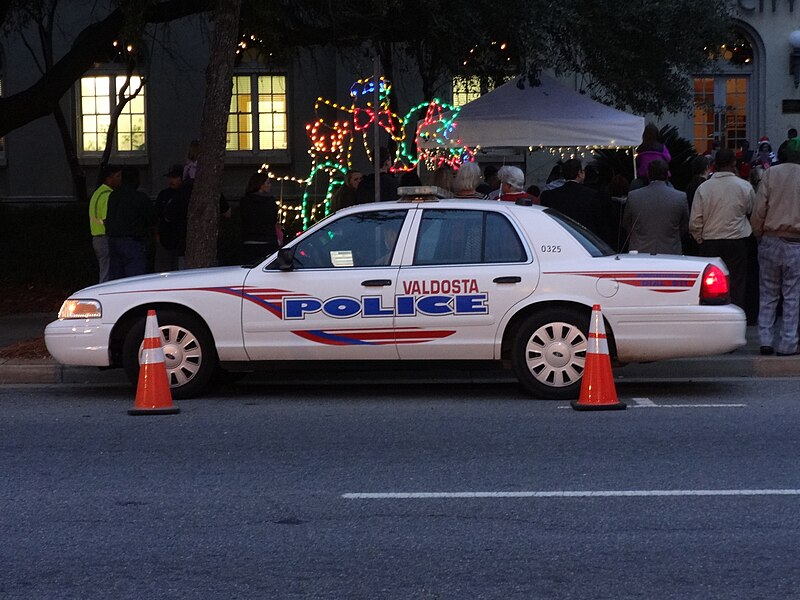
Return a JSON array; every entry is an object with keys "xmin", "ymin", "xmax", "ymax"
[{"xmin": 337, "ymin": 198, "xmax": 548, "ymax": 214}]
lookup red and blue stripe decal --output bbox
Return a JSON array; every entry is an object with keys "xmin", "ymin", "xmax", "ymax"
[
  {"xmin": 207, "ymin": 287, "xmax": 456, "ymax": 346},
  {"xmin": 548, "ymin": 271, "xmax": 699, "ymax": 293},
  {"xmin": 293, "ymin": 327, "xmax": 455, "ymax": 346}
]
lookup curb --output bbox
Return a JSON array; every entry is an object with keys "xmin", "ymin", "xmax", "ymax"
[
  {"xmin": 2, "ymin": 354, "xmax": 800, "ymax": 386},
  {"xmin": 0, "ymin": 360, "xmax": 126, "ymax": 385}
]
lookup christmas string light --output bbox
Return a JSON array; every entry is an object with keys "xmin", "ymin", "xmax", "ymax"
[
  {"xmin": 541, "ymin": 145, "xmax": 633, "ymax": 161},
  {"xmin": 300, "ymin": 76, "xmax": 411, "ymax": 227},
  {"xmin": 295, "ymin": 77, "xmax": 479, "ymax": 228}
]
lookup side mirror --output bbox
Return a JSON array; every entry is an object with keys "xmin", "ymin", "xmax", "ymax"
[{"xmin": 276, "ymin": 247, "xmax": 295, "ymax": 271}]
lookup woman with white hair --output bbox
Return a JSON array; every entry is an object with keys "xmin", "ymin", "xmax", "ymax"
[
  {"xmin": 498, "ymin": 165, "xmax": 537, "ymax": 204},
  {"xmin": 452, "ymin": 162, "xmax": 486, "ymax": 199}
]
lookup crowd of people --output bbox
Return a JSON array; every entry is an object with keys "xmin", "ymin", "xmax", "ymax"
[
  {"xmin": 87, "ymin": 130, "xmax": 800, "ymax": 356},
  {"xmin": 88, "ymin": 139, "xmax": 229, "ymax": 283},
  {"xmin": 620, "ymin": 124, "xmax": 800, "ymax": 357}
]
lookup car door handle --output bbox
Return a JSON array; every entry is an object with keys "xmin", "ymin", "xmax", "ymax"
[
  {"xmin": 493, "ymin": 276, "xmax": 521, "ymax": 284},
  {"xmin": 362, "ymin": 279, "xmax": 393, "ymax": 287}
]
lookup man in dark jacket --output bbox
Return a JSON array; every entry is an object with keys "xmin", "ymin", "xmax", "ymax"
[
  {"xmin": 106, "ymin": 166, "xmax": 157, "ymax": 279},
  {"xmin": 330, "ymin": 169, "xmax": 363, "ymax": 212},
  {"xmin": 154, "ymin": 164, "xmax": 191, "ymax": 272},
  {"xmin": 355, "ymin": 147, "xmax": 399, "ymax": 203},
  {"xmin": 539, "ymin": 159, "xmax": 605, "ymax": 237}
]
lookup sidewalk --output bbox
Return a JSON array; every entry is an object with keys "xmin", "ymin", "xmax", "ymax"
[{"xmin": 2, "ymin": 313, "xmax": 800, "ymax": 386}]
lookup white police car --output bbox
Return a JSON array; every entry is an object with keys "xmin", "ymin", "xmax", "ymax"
[{"xmin": 45, "ymin": 188, "xmax": 746, "ymax": 399}]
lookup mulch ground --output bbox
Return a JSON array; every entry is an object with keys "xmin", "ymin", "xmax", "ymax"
[
  {"xmin": 0, "ymin": 283, "xmax": 71, "ymax": 316},
  {"xmin": 0, "ymin": 338, "xmax": 50, "ymax": 360},
  {"xmin": 0, "ymin": 283, "xmax": 71, "ymax": 360}
]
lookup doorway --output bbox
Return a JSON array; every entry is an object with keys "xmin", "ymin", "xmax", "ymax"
[{"xmin": 693, "ymin": 76, "xmax": 750, "ymax": 154}]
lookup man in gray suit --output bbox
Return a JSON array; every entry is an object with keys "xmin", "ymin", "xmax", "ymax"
[{"xmin": 622, "ymin": 159, "xmax": 689, "ymax": 254}]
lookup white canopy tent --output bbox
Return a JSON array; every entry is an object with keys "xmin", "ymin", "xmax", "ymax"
[{"xmin": 417, "ymin": 74, "xmax": 644, "ymax": 151}]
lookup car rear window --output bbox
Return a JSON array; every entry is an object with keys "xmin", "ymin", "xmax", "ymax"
[
  {"xmin": 543, "ymin": 209, "xmax": 615, "ymax": 257},
  {"xmin": 414, "ymin": 209, "xmax": 527, "ymax": 265}
]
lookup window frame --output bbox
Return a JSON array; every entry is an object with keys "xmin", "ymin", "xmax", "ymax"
[
  {"xmin": 451, "ymin": 75, "xmax": 513, "ymax": 108},
  {"xmin": 413, "ymin": 208, "xmax": 529, "ymax": 266},
  {"xmin": 289, "ymin": 210, "xmax": 409, "ymax": 270},
  {"xmin": 226, "ymin": 71, "xmax": 290, "ymax": 165},
  {"xmin": 452, "ymin": 76, "xmax": 484, "ymax": 107},
  {"xmin": 75, "ymin": 68, "xmax": 148, "ymax": 163}
]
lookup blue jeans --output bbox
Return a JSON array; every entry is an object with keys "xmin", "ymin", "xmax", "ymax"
[{"xmin": 108, "ymin": 236, "xmax": 147, "ymax": 280}]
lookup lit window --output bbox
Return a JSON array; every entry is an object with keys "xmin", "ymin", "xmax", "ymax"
[
  {"xmin": 78, "ymin": 74, "xmax": 146, "ymax": 154},
  {"xmin": 452, "ymin": 76, "xmax": 511, "ymax": 107},
  {"xmin": 452, "ymin": 76, "xmax": 483, "ymax": 107},
  {"xmin": 227, "ymin": 74, "xmax": 288, "ymax": 152}
]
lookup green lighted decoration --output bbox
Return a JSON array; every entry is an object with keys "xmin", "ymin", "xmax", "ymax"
[{"xmin": 263, "ymin": 76, "xmax": 477, "ymax": 230}]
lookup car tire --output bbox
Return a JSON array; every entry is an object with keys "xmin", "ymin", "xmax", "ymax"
[
  {"xmin": 122, "ymin": 309, "xmax": 218, "ymax": 399},
  {"xmin": 511, "ymin": 307, "xmax": 589, "ymax": 400}
]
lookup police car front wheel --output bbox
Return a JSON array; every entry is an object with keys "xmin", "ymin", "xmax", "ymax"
[
  {"xmin": 122, "ymin": 309, "xmax": 218, "ymax": 399},
  {"xmin": 511, "ymin": 308, "xmax": 589, "ymax": 400}
]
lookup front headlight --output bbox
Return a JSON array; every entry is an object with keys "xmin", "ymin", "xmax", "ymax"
[{"xmin": 58, "ymin": 299, "xmax": 102, "ymax": 319}]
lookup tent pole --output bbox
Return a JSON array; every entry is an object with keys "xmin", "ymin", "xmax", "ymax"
[
  {"xmin": 373, "ymin": 56, "xmax": 381, "ymax": 203},
  {"xmin": 630, "ymin": 147, "xmax": 636, "ymax": 179}
]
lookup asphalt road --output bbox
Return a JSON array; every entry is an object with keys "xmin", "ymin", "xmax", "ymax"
[{"xmin": 2, "ymin": 379, "xmax": 799, "ymax": 599}]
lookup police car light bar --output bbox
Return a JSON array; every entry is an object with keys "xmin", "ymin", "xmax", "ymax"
[{"xmin": 397, "ymin": 186, "xmax": 448, "ymax": 202}]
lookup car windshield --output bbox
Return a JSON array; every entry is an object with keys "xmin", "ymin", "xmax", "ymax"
[{"xmin": 543, "ymin": 208, "xmax": 615, "ymax": 257}]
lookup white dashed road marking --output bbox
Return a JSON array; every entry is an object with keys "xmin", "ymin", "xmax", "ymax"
[{"xmin": 342, "ymin": 489, "xmax": 800, "ymax": 499}]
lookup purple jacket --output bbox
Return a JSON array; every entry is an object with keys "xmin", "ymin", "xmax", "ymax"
[{"xmin": 636, "ymin": 144, "xmax": 672, "ymax": 179}]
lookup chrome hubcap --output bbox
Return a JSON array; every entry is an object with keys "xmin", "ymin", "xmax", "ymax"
[
  {"xmin": 139, "ymin": 324, "xmax": 202, "ymax": 388},
  {"xmin": 524, "ymin": 322, "xmax": 587, "ymax": 388}
]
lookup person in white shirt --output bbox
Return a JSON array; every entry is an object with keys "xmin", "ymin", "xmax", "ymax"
[{"xmin": 689, "ymin": 148, "xmax": 755, "ymax": 310}]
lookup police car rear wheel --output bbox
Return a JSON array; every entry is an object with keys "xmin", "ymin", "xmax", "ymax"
[
  {"xmin": 512, "ymin": 308, "xmax": 588, "ymax": 400},
  {"xmin": 122, "ymin": 310, "xmax": 217, "ymax": 399}
]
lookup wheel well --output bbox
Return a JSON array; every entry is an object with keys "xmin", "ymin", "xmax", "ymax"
[
  {"xmin": 500, "ymin": 301, "xmax": 617, "ymax": 360},
  {"xmin": 108, "ymin": 303, "xmax": 213, "ymax": 367}
]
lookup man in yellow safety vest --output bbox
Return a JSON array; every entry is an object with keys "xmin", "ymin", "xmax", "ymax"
[{"xmin": 88, "ymin": 165, "xmax": 122, "ymax": 283}]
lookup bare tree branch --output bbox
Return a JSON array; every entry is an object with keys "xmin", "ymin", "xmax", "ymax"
[
  {"xmin": 0, "ymin": 0, "xmax": 212, "ymax": 138},
  {"xmin": 100, "ymin": 66, "xmax": 146, "ymax": 168}
]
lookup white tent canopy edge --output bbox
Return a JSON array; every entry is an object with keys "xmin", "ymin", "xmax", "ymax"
[{"xmin": 417, "ymin": 74, "xmax": 645, "ymax": 150}]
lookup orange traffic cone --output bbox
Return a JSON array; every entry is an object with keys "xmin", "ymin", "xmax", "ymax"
[
  {"xmin": 571, "ymin": 304, "xmax": 626, "ymax": 411},
  {"xmin": 128, "ymin": 310, "xmax": 180, "ymax": 415}
]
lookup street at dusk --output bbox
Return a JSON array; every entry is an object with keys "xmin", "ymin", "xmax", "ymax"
[{"xmin": 2, "ymin": 378, "xmax": 799, "ymax": 599}]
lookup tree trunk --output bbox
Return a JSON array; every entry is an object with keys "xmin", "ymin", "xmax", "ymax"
[
  {"xmin": 184, "ymin": 0, "xmax": 241, "ymax": 269},
  {"xmin": 52, "ymin": 105, "xmax": 88, "ymax": 202},
  {"xmin": 0, "ymin": 0, "xmax": 211, "ymax": 139},
  {"xmin": 30, "ymin": 4, "xmax": 88, "ymax": 203}
]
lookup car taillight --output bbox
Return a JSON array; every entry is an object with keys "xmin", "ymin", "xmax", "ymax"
[{"xmin": 699, "ymin": 264, "xmax": 730, "ymax": 305}]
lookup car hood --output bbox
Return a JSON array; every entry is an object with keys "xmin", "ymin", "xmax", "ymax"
[{"xmin": 69, "ymin": 266, "xmax": 251, "ymax": 297}]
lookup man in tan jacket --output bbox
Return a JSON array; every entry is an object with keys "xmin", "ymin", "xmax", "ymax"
[
  {"xmin": 690, "ymin": 148, "xmax": 755, "ymax": 310},
  {"xmin": 750, "ymin": 142, "xmax": 800, "ymax": 355}
]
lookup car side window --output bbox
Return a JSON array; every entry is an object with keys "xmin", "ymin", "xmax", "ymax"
[
  {"xmin": 292, "ymin": 210, "xmax": 407, "ymax": 269},
  {"xmin": 413, "ymin": 209, "xmax": 527, "ymax": 266}
]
